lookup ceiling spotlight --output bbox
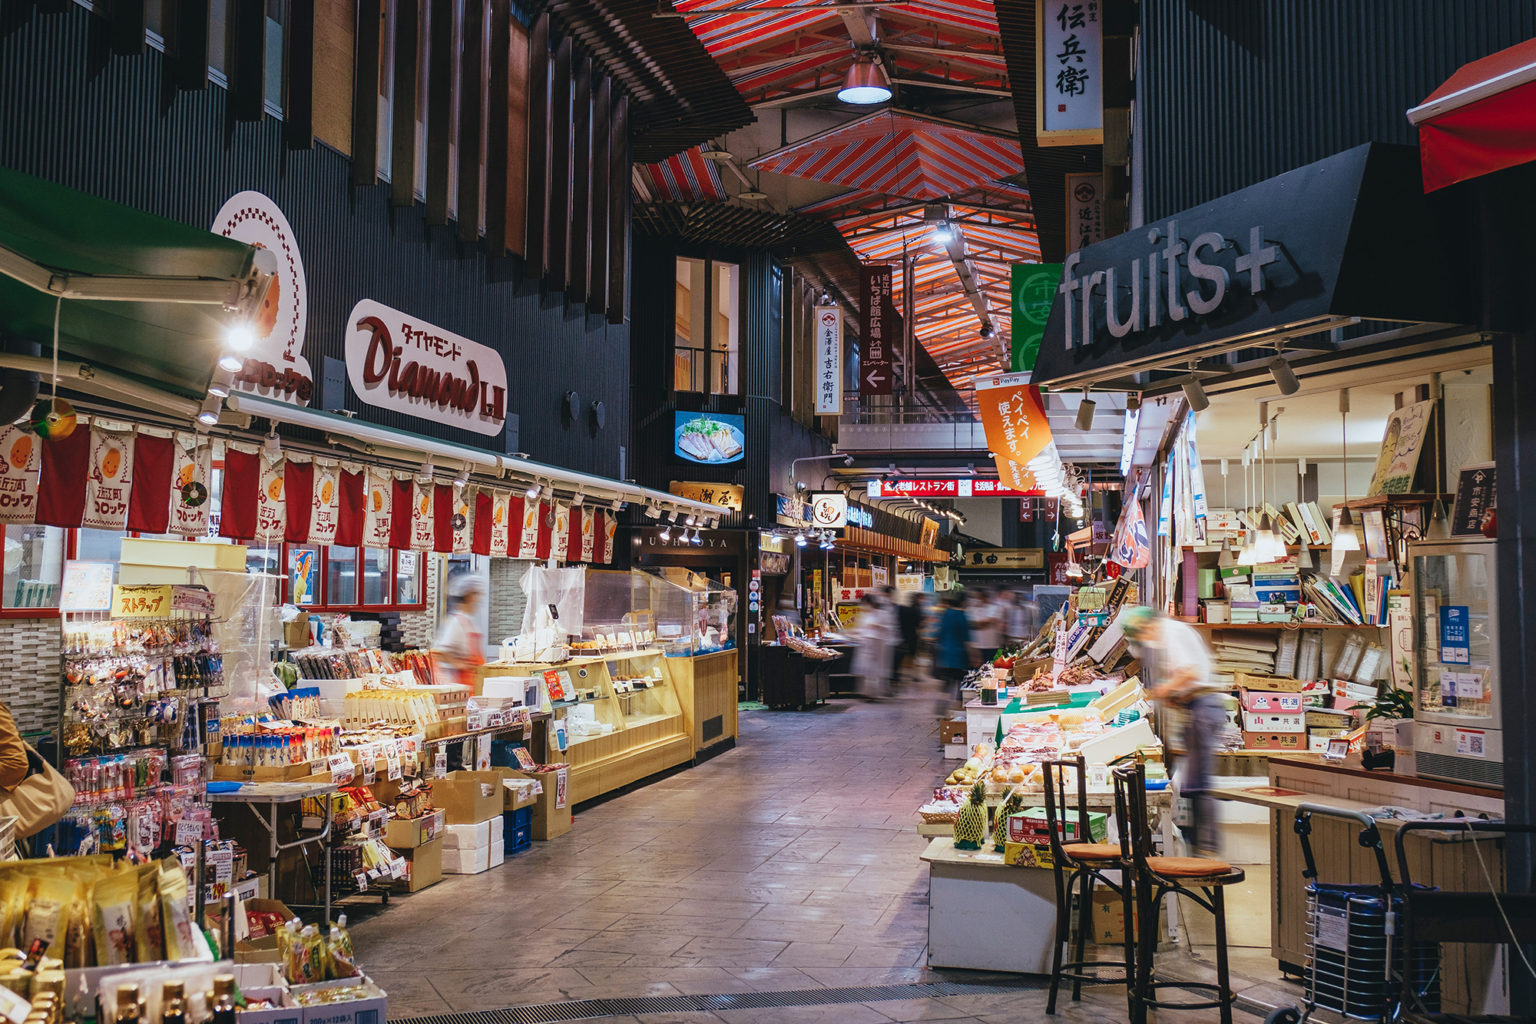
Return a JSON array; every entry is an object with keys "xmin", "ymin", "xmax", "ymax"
[
  {"xmin": 1127, "ymin": 392, "xmax": 1141, "ymax": 413},
  {"xmin": 454, "ymin": 463, "xmax": 472, "ymax": 488},
  {"xmin": 685, "ymin": 514, "xmax": 697, "ymax": 526},
  {"xmin": 571, "ymin": 489, "xmax": 585, "ymax": 507},
  {"xmin": 838, "ymin": 53, "xmax": 892, "ymax": 105},
  {"xmin": 708, "ymin": 517, "xmax": 719, "ymax": 529},
  {"xmin": 218, "ymin": 353, "xmax": 245, "ymax": 373},
  {"xmin": 795, "ymin": 532, "xmax": 807, "ymax": 547},
  {"xmin": 526, "ymin": 481, "xmax": 542, "ymax": 500},
  {"xmin": 225, "ymin": 322, "xmax": 257, "ymax": 352},
  {"xmin": 979, "ymin": 323, "xmax": 995, "ymax": 340},
  {"xmin": 659, "ymin": 525, "xmax": 671, "ymax": 542},
  {"xmin": 611, "ymin": 498, "xmax": 624, "ymax": 512},
  {"xmin": 207, "ymin": 368, "xmax": 235, "ymax": 399},
  {"xmin": 644, "ymin": 503, "xmax": 662, "ymax": 519},
  {"xmin": 196, "ymin": 395, "xmax": 221, "ymax": 427},
  {"xmin": 1181, "ymin": 376, "xmax": 1210, "ymax": 413},
  {"xmin": 1075, "ymin": 389, "xmax": 1096, "ymax": 431},
  {"xmin": 691, "ymin": 528, "xmax": 703, "ymax": 546},
  {"xmin": 1269, "ymin": 354, "xmax": 1300, "ymax": 395}
]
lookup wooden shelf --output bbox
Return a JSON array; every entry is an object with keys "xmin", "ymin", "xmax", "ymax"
[
  {"xmin": 1342, "ymin": 493, "xmax": 1450, "ymax": 511},
  {"xmin": 1188, "ymin": 621, "xmax": 1381, "ymax": 630}
]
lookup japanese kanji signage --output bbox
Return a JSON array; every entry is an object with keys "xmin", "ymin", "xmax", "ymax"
[
  {"xmin": 814, "ymin": 305, "xmax": 843, "ymax": 416},
  {"xmin": 962, "ymin": 548, "xmax": 1046, "ymax": 570},
  {"xmin": 1010, "ymin": 263, "xmax": 1062, "ymax": 374},
  {"xmin": 1037, "ymin": 1, "xmax": 1103, "ymax": 146},
  {"xmin": 669, "ymin": 481, "xmax": 744, "ymax": 513},
  {"xmin": 859, "ymin": 265, "xmax": 894, "ymax": 396},
  {"xmin": 1066, "ymin": 173, "xmax": 1105, "ymax": 252},
  {"xmin": 975, "ymin": 372, "xmax": 1052, "ymax": 492},
  {"xmin": 867, "ymin": 479, "xmax": 1042, "ymax": 499}
]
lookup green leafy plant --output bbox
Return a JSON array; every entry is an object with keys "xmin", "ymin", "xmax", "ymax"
[{"xmin": 1362, "ymin": 686, "xmax": 1415, "ymax": 723}]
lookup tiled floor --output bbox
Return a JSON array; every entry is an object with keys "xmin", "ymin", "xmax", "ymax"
[{"xmin": 354, "ymin": 676, "xmax": 1298, "ymax": 1022}]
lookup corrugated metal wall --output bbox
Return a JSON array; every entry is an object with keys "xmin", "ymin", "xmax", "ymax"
[
  {"xmin": 0, "ymin": 7, "xmax": 630, "ymax": 479},
  {"xmin": 1139, "ymin": 0, "xmax": 1536, "ymax": 220}
]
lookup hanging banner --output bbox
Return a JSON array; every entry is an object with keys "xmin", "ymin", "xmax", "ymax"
[
  {"xmin": 307, "ymin": 460, "xmax": 341, "ymax": 545},
  {"xmin": 1037, "ymin": 0, "xmax": 1103, "ymax": 146},
  {"xmin": 170, "ymin": 436, "xmax": 212, "ymax": 536},
  {"xmin": 284, "ymin": 457, "xmax": 315, "ymax": 544},
  {"xmin": 518, "ymin": 497, "xmax": 541, "ymax": 559},
  {"xmin": 219, "ymin": 444, "xmax": 259, "ymax": 540},
  {"xmin": 553, "ymin": 504, "xmax": 572, "ymax": 562},
  {"xmin": 858, "ymin": 265, "xmax": 894, "ymax": 395},
  {"xmin": 126, "ymin": 432, "xmax": 175, "ymax": 534},
  {"xmin": 0, "ymin": 427, "xmax": 40, "ymax": 524},
  {"xmin": 433, "ymin": 483, "xmax": 455, "ymax": 553},
  {"xmin": 255, "ymin": 455, "xmax": 287, "ymax": 543},
  {"xmin": 410, "ymin": 479, "xmax": 435, "ymax": 552},
  {"xmin": 335, "ymin": 466, "xmax": 365, "ymax": 547},
  {"xmin": 814, "ymin": 305, "xmax": 843, "ymax": 415},
  {"xmin": 1010, "ymin": 263, "xmax": 1062, "ymax": 374},
  {"xmin": 36, "ymin": 426, "xmax": 90, "ymax": 528},
  {"xmin": 580, "ymin": 508, "xmax": 596, "ymax": 563},
  {"xmin": 1111, "ymin": 488, "xmax": 1151, "ymax": 569},
  {"xmin": 535, "ymin": 501, "xmax": 554, "ymax": 560},
  {"xmin": 82, "ymin": 428, "xmax": 134, "ymax": 531},
  {"xmin": 364, "ymin": 469, "xmax": 394, "ymax": 549},
  {"xmin": 1157, "ymin": 451, "xmax": 1173, "ymax": 539},
  {"xmin": 487, "ymin": 491, "xmax": 511, "ymax": 555},
  {"xmin": 974, "ymin": 371, "xmax": 1052, "ymax": 486},
  {"xmin": 1066, "ymin": 173, "xmax": 1105, "ymax": 252},
  {"xmin": 472, "ymin": 489, "xmax": 493, "ymax": 556},
  {"xmin": 451, "ymin": 487, "xmax": 473, "ymax": 554},
  {"xmin": 597, "ymin": 510, "xmax": 616, "ymax": 564}
]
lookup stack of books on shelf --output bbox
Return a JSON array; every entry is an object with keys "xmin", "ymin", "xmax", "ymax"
[
  {"xmin": 1209, "ymin": 632, "xmax": 1277, "ymax": 687},
  {"xmin": 1300, "ymin": 571, "xmax": 1365, "ymax": 625}
]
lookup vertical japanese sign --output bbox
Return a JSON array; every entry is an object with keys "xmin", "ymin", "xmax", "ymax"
[
  {"xmin": 1066, "ymin": 173, "xmax": 1105, "ymax": 252},
  {"xmin": 1009, "ymin": 263, "xmax": 1062, "ymax": 374},
  {"xmin": 814, "ymin": 305, "xmax": 843, "ymax": 416},
  {"xmin": 1037, "ymin": 1, "xmax": 1102, "ymax": 146},
  {"xmin": 858, "ymin": 266, "xmax": 894, "ymax": 395},
  {"xmin": 974, "ymin": 372, "xmax": 1050, "ymax": 492}
]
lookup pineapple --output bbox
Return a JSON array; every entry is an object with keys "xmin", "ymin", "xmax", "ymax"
[
  {"xmin": 954, "ymin": 779, "xmax": 988, "ymax": 850},
  {"xmin": 993, "ymin": 787, "xmax": 1026, "ymax": 852}
]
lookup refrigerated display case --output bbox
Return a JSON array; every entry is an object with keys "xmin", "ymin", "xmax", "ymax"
[
  {"xmin": 635, "ymin": 569, "xmax": 739, "ymax": 755},
  {"xmin": 1409, "ymin": 538, "xmax": 1503, "ymax": 788}
]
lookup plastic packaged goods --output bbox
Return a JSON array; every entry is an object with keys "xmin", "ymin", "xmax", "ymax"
[
  {"xmin": 156, "ymin": 863, "xmax": 195, "ymax": 962},
  {"xmin": 91, "ymin": 871, "xmax": 137, "ymax": 966},
  {"xmin": 326, "ymin": 915, "xmax": 358, "ymax": 980}
]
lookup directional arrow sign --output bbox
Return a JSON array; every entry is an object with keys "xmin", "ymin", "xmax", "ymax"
[{"xmin": 863, "ymin": 366, "xmax": 890, "ymax": 393}]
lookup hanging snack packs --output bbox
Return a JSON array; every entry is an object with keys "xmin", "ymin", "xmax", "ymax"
[
  {"xmin": 157, "ymin": 861, "xmax": 195, "ymax": 961},
  {"xmin": 21, "ymin": 879, "xmax": 75, "ymax": 966},
  {"xmin": 91, "ymin": 871, "xmax": 137, "ymax": 966}
]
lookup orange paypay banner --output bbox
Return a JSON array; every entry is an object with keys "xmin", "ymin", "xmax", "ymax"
[{"xmin": 975, "ymin": 371, "xmax": 1050, "ymax": 488}]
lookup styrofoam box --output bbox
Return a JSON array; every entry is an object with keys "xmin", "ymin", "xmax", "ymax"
[
  {"xmin": 443, "ymin": 817, "xmax": 504, "ymax": 851},
  {"xmin": 1241, "ymin": 710, "xmax": 1305, "ymax": 734},
  {"xmin": 443, "ymin": 845, "xmax": 492, "ymax": 874},
  {"xmin": 1076, "ymin": 718, "xmax": 1157, "ymax": 765},
  {"xmin": 489, "ymin": 840, "xmax": 505, "ymax": 869}
]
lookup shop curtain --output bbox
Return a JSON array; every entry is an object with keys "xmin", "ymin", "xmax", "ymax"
[
  {"xmin": 579, "ymin": 508, "xmax": 595, "ymax": 563},
  {"xmin": 307, "ymin": 460, "xmax": 342, "ymax": 546},
  {"xmin": 0, "ymin": 426, "xmax": 41, "ymax": 524},
  {"xmin": 592, "ymin": 509, "xmax": 608, "ymax": 564},
  {"xmin": 334, "ymin": 467, "xmax": 365, "ymax": 548},
  {"xmin": 450, "ymin": 486, "xmax": 473, "ymax": 554},
  {"xmin": 284, "ymin": 458, "xmax": 315, "ymax": 545},
  {"xmin": 219, "ymin": 444, "xmax": 261, "ymax": 540},
  {"xmin": 409, "ymin": 479, "xmax": 434, "ymax": 552},
  {"xmin": 34, "ymin": 426, "xmax": 90, "ymax": 528},
  {"xmin": 516, "ymin": 497, "xmax": 540, "ymax": 559},
  {"xmin": 254, "ymin": 454, "xmax": 286, "ymax": 544},
  {"xmin": 564, "ymin": 505, "xmax": 582, "ymax": 563},
  {"xmin": 389, "ymin": 476, "xmax": 413, "ymax": 550},
  {"xmin": 433, "ymin": 483, "xmax": 455, "ymax": 553},
  {"xmin": 81, "ymin": 428, "xmax": 134, "ymax": 531},
  {"xmin": 535, "ymin": 500, "xmax": 553, "ymax": 560},
  {"xmin": 473, "ymin": 490, "xmax": 495, "ymax": 556},
  {"xmin": 362, "ymin": 469, "xmax": 392, "ymax": 549},
  {"xmin": 169, "ymin": 436, "xmax": 211, "ymax": 536},
  {"xmin": 126, "ymin": 431, "xmax": 175, "ymax": 534}
]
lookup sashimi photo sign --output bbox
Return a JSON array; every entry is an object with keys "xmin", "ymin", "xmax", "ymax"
[{"xmin": 674, "ymin": 412, "xmax": 745, "ymax": 465}]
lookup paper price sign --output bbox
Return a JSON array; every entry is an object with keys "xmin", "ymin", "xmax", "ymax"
[
  {"xmin": 354, "ymin": 872, "xmax": 370, "ymax": 891},
  {"xmin": 361, "ymin": 746, "xmax": 377, "ymax": 784},
  {"xmin": 385, "ymin": 746, "xmax": 402, "ymax": 781},
  {"xmin": 390, "ymin": 856, "xmax": 407, "ymax": 879},
  {"xmin": 328, "ymin": 753, "xmax": 356, "ymax": 784},
  {"xmin": 174, "ymin": 820, "xmax": 203, "ymax": 845}
]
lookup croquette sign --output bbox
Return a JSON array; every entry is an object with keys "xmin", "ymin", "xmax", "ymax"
[{"xmin": 344, "ymin": 299, "xmax": 509, "ymax": 436}]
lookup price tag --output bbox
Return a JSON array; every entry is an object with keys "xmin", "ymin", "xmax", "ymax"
[
  {"xmin": 390, "ymin": 856, "xmax": 407, "ymax": 879},
  {"xmin": 361, "ymin": 744, "xmax": 377, "ymax": 785},
  {"xmin": 175, "ymin": 820, "xmax": 203, "ymax": 845},
  {"xmin": 1452, "ymin": 669, "xmax": 1487, "ymax": 700},
  {"xmin": 554, "ymin": 766, "xmax": 569, "ymax": 810},
  {"xmin": 433, "ymin": 749, "xmax": 448, "ymax": 778},
  {"xmin": 385, "ymin": 746, "xmax": 403, "ymax": 782},
  {"xmin": 328, "ymin": 754, "xmax": 355, "ymax": 785},
  {"xmin": 354, "ymin": 872, "xmax": 369, "ymax": 891}
]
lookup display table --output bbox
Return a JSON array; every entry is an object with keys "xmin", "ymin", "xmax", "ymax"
[
  {"xmin": 964, "ymin": 700, "xmax": 1006, "ymax": 749},
  {"xmin": 1216, "ymin": 755, "xmax": 1505, "ymax": 1014},
  {"xmin": 209, "ymin": 780, "xmax": 336, "ymax": 919},
  {"xmin": 919, "ymin": 838, "xmax": 1059, "ymax": 974},
  {"xmin": 760, "ymin": 644, "xmax": 831, "ymax": 709},
  {"xmin": 667, "ymin": 648, "xmax": 739, "ymax": 756}
]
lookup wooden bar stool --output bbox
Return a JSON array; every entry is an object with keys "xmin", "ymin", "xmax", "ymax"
[
  {"xmin": 1112, "ymin": 761, "xmax": 1244, "ymax": 1024},
  {"xmin": 1041, "ymin": 755, "xmax": 1134, "ymax": 1016}
]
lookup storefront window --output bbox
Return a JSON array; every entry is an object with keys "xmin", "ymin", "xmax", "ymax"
[
  {"xmin": 287, "ymin": 545, "xmax": 320, "ymax": 605},
  {"xmin": 3, "ymin": 525, "xmax": 64, "ymax": 610},
  {"xmin": 362, "ymin": 548, "xmax": 390, "ymax": 605},
  {"xmin": 327, "ymin": 547, "xmax": 359, "ymax": 606},
  {"xmin": 675, "ymin": 257, "xmax": 707, "ymax": 392},
  {"xmin": 396, "ymin": 550, "xmax": 421, "ymax": 605},
  {"xmin": 714, "ymin": 261, "xmax": 740, "ymax": 395}
]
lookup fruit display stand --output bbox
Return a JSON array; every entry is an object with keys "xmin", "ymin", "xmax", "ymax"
[{"xmin": 479, "ymin": 650, "xmax": 692, "ymax": 805}]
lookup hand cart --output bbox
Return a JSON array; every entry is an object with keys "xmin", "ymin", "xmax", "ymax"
[{"xmin": 1264, "ymin": 804, "xmax": 1441, "ymax": 1024}]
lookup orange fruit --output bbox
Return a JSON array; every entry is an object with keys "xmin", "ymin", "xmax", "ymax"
[{"xmin": 8, "ymin": 435, "xmax": 31, "ymax": 470}]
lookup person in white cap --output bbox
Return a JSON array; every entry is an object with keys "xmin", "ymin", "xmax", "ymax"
[{"xmin": 434, "ymin": 574, "xmax": 487, "ymax": 690}]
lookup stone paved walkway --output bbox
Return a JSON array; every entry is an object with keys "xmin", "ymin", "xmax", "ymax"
[{"xmin": 354, "ymin": 677, "xmax": 1284, "ymax": 1022}]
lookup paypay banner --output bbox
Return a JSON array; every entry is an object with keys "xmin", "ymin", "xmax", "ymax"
[{"xmin": 975, "ymin": 372, "xmax": 1050, "ymax": 489}]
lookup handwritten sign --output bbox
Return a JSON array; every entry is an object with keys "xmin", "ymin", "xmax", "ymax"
[
  {"xmin": 112, "ymin": 584, "xmax": 173, "ymax": 618},
  {"xmin": 61, "ymin": 561, "xmax": 115, "ymax": 612},
  {"xmin": 1451, "ymin": 463, "xmax": 1495, "ymax": 536}
]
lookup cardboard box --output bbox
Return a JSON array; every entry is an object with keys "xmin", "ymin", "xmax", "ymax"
[
  {"xmin": 433, "ymin": 770, "xmax": 504, "ymax": 824},
  {"xmin": 1240, "ymin": 690, "xmax": 1304, "ymax": 713},
  {"xmin": 212, "ymin": 763, "xmax": 323, "ymax": 783},
  {"xmin": 444, "ymin": 817, "xmax": 504, "ymax": 851},
  {"xmin": 231, "ymin": 899, "xmax": 298, "ymax": 965},
  {"xmin": 1090, "ymin": 889, "xmax": 1135, "ymax": 945},
  {"xmin": 507, "ymin": 767, "xmax": 572, "ymax": 840},
  {"xmin": 1233, "ymin": 671, "xmax": 1308, "ymax": 693},
  {"xmin": 1091, "ymin": 678, "xmax": 1146, "ymax": 719},
  {"xmin": 1306, "ymin": 709, "xmax": 1355, "ymax": 730},
  {"xmin": 939, "ymin": 715, "xmax": 967, "ymax": 746},
  {"xmin": 383, "ymin": 809, "xmax": 444, "ymax": 849},
  {"xmin": 1332, "ymin": 678, "xmax": 1380, "ymax": 704},
  {"xmin": 291, "ymin": 977, "xmax": 388, "ymax": 1024},
  {"xmin": 395, "ymin": 836, "xmax": 442, "ymax": 892},
  {"xmin": 1242, "ymin": 730, "xmax": 1304, "ymax": 751},
  {"xmin": 1004, "ymin": 808, "xmax": 1108, "ymax": 845},
  {"xmin": 1241, "ymin": 710, "xmax": 1305, "ymax": 733},
  {"xmin": 1002, "ymin": 841, "xmax": 1056, "ymax": 869}
]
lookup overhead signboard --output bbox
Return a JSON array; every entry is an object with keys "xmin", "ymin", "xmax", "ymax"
[
  {"xmin": 809, "ymin": 492, "xmax": 848, "ymax": 529},
  {"xmin": 814, "ymin": 305, "xmax": 843, "ymax": 415},
  {"xmin": 1010, "ymin": 263, "xmax": 1062, "ymax": 374},
  {"xmin": 1037, "ymin": 1, "xmax": 1103, "ymax": 146},
  {"xmin": 867, "ymin": 479, "xmax": 1043, "ymax": 499},
  {"xmin": 859, "ymin": 265, "xmax": 894, "ymax": 396},
  {"xmin": 669, "ymin": 481, "xmax": 743, "ymax": 512},
  {"xmin": 674, "ymin": 412, "xmax": 745, "ymax": 465},
  {"xmin": 962, "ymin": 548, "xmax": 1046, "ymax": 570},
  {"xmin": 212, "ymin": 191, "xmax": 312, "ymax": 405},
  {"xmin": 974, "ymin": 371, "xmax": 1052, "ymax": 492},
  {"xmin": 1066, "ymin": 173, "xmax": 1105, "ymax": 252}
]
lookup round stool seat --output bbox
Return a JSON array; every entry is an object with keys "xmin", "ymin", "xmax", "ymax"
[
  {"xmin": 1062, "ymin": 842, "xmax": 1122, "ymax": 861},
  {"xmin": 1146, "ymin": 855, "xmax": 1235, "ymax": 879}
]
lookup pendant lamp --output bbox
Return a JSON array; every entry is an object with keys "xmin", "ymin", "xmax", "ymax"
[{"xmin": 838, "ymin": 54, "xmax": 892, "ymax": 104}]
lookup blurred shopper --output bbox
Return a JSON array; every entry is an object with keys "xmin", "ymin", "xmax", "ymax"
[
  {"xmin": 850, "ymin": 591, "xmax": 895, "ymax": 699},
  {"xmin": 969, "ymin": 585, "xmax": 1001, "ymax": 666},
  {"xmin": 1003, "ymin": 588, "xmax": 1039, "ymax": 646},
  {"xmin": 934, "ymin": 590, "xmax": 972, "ymax": 700},
  {"xmin": 433, "ymin": 574, "xmax": 487, "ymax": 690},
  {"xmin": 893, "ymin": 587, "xmax": 924, "ymax": 688},
  {"xmin": 1121, "ymin": 606, "xmax": 1223, "ymax": 855}
]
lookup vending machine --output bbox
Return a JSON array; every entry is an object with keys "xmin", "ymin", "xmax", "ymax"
[{"xmin": 1409, "ymin": 538, "xmax": 1503, "ymax": 788}]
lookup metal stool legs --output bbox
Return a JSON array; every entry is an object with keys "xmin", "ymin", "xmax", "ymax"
[{"xmin": 1133, "ymin": 880, "xmax": 1236, "ymax": 1024}]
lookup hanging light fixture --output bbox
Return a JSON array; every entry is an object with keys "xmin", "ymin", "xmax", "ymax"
[
  {"xmin": 1333, "ymin": 388, "xmax": 1361, "ymax": 553},
  {"xmin": 1074, "ymin": 388, "xmax": 1096, "ymax": 431},
  {"xmin": 838, "ymin": 53, "xmax": 892, "ymax": 105},
  {"xmin": 1268, "ymin": 352, "xmax": 1300, "ymax": 395}
]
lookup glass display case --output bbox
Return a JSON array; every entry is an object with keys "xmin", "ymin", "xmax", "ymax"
[
  {"xmin": 1409, "ymin": 538, "xmax": 1503, "ymax": 788},
  {"xmin": 635, "ymin": 568, "xmax": 738, "ymax": 656}
]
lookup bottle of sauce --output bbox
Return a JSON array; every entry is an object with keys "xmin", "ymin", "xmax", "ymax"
[{"xmin": 160, "ymin": 981, "xmax": 186, "ymax": 1024}]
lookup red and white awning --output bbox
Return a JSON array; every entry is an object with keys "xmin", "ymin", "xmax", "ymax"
[
  {"xmin": 1409, "ymin": 36, "xmax": 1536, "ymax": 191},
  {"xmin": 634, "ymin": 147, "xmax": 727, "ymax": 203}
]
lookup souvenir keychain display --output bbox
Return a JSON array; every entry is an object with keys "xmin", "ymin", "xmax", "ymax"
[{"xmin": 57, "ymin": 585, "xmax": 226, "ymax": 857}]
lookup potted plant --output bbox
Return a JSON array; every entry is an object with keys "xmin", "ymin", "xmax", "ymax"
[{"xmin": 1361, "ymin": 686, "xmax": 1415, "ymax": 770}]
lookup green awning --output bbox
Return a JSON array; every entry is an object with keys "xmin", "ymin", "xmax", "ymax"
[{"xmin": 0, "ymin": 165, "xmax": 270, "ymax": 397}]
